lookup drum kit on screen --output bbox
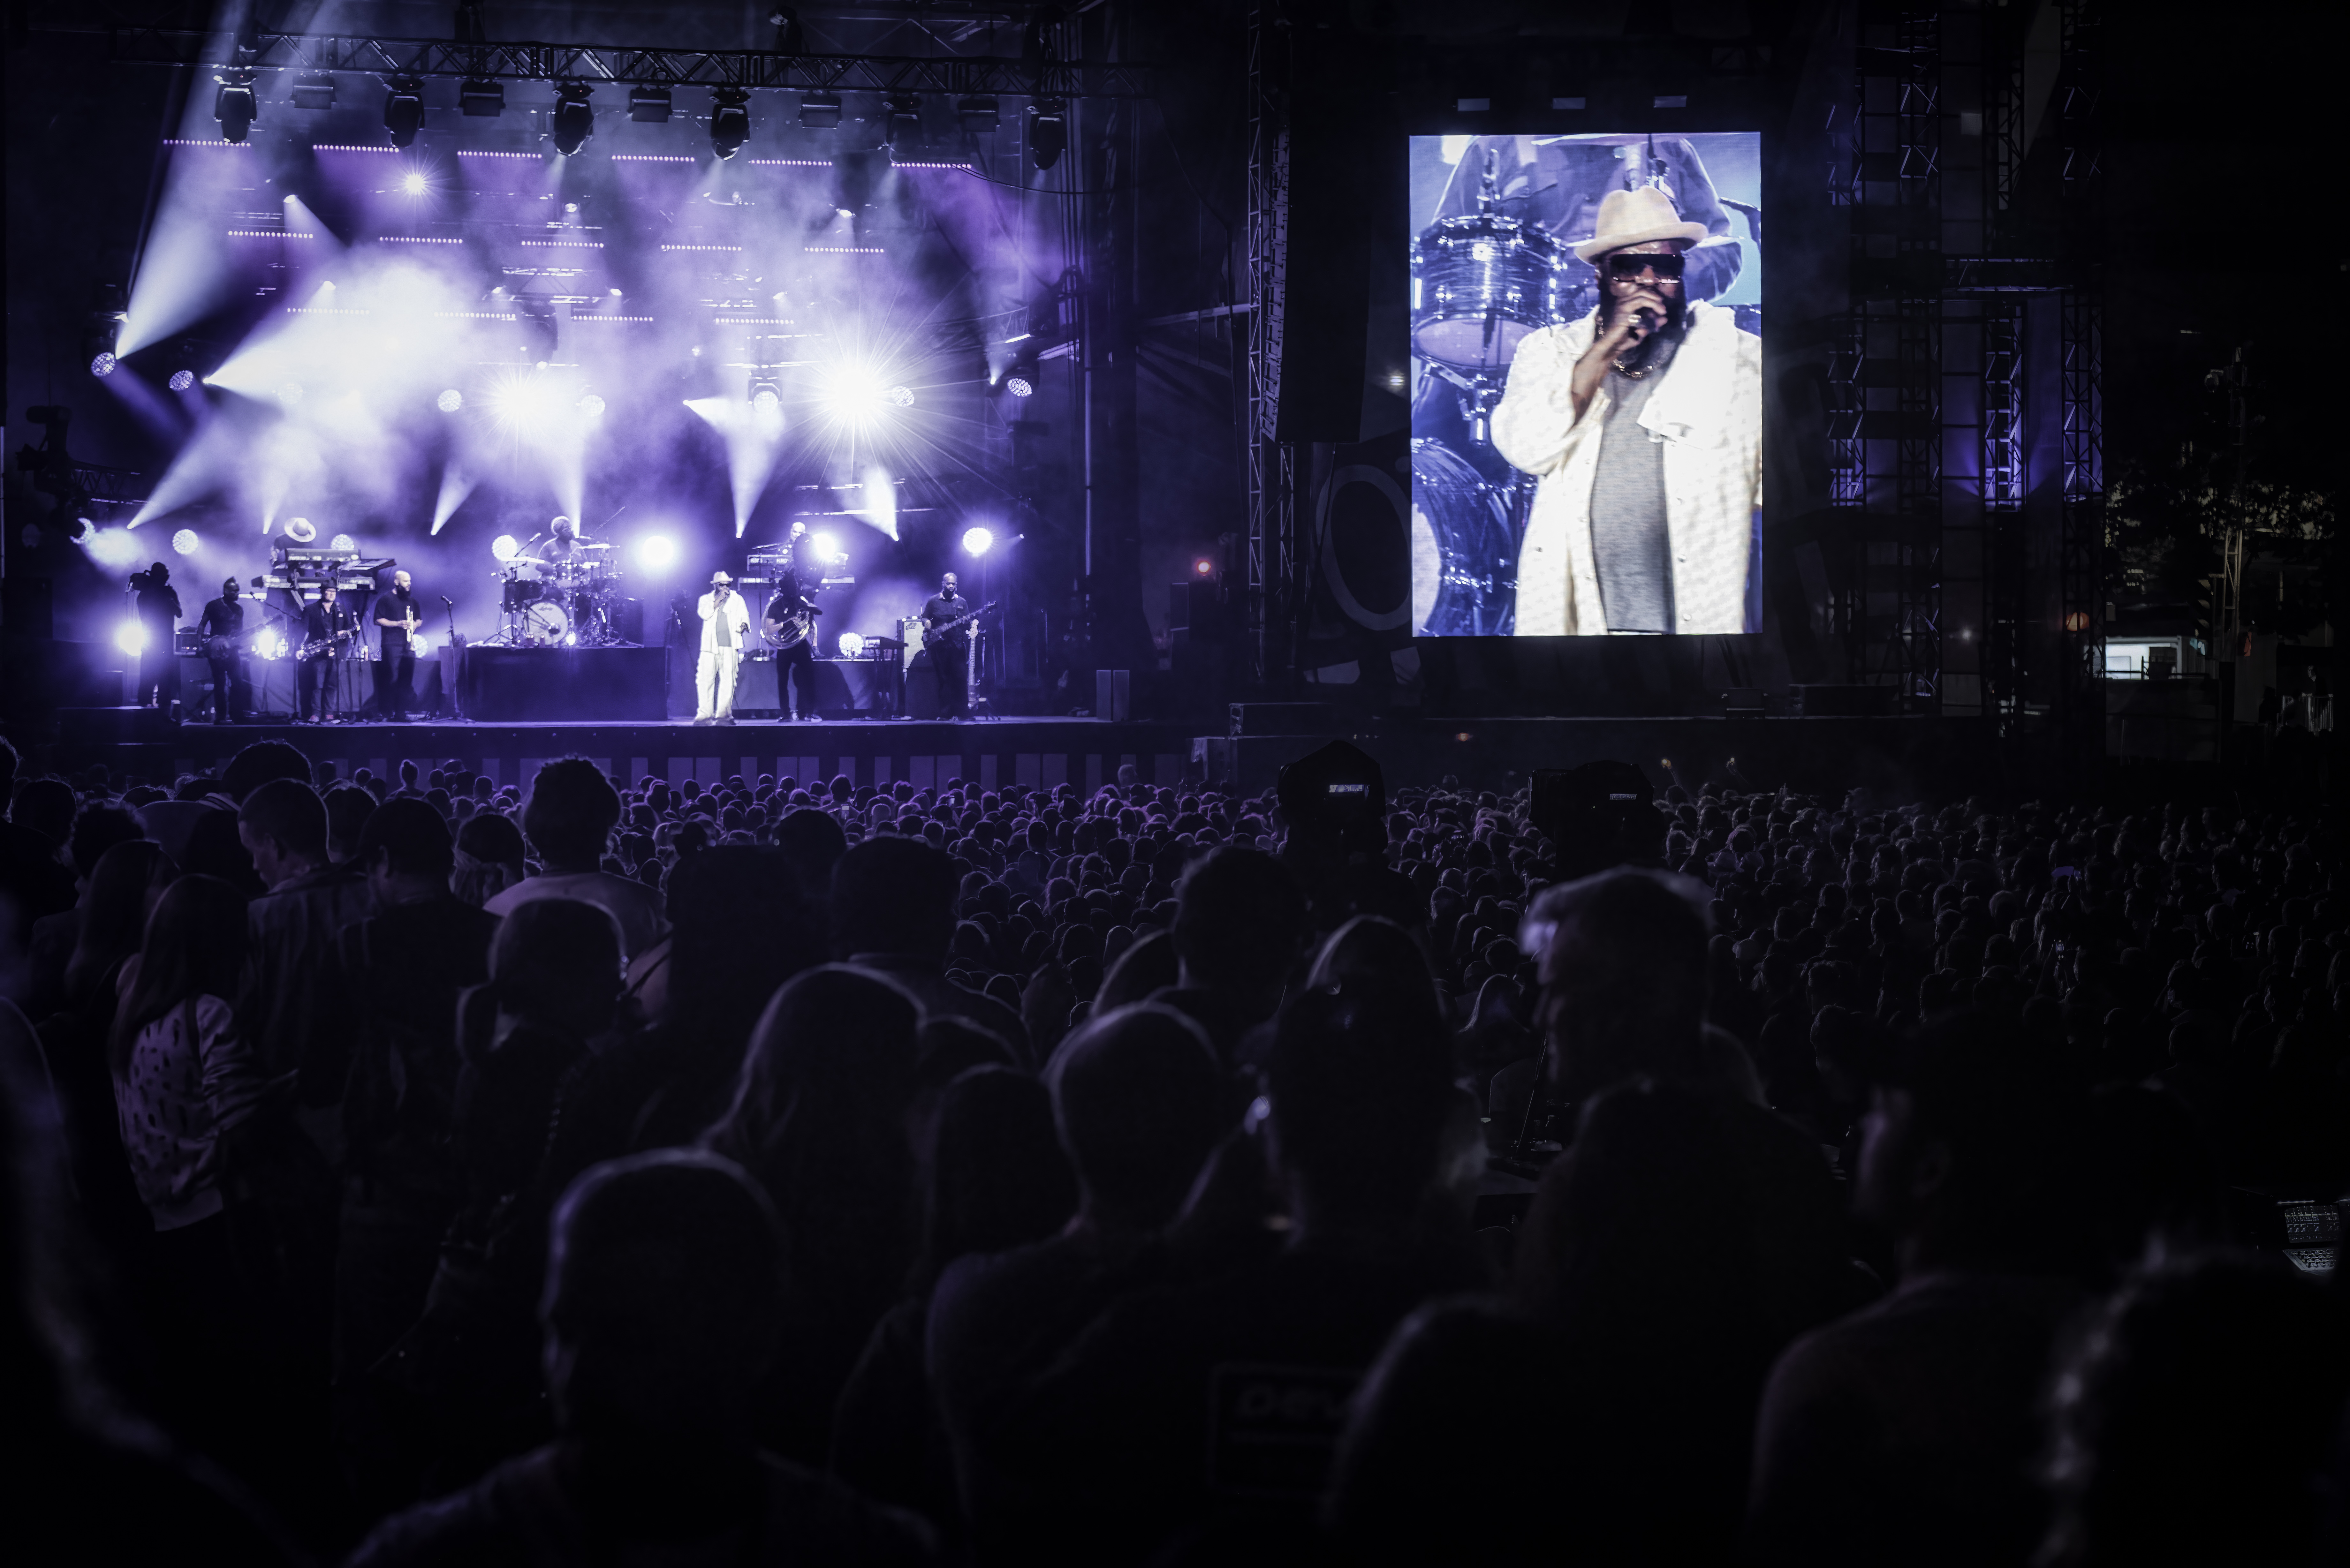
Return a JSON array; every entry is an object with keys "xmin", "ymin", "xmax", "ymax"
[
  {"xmin": 1408, "ymin": 147, "xmax": 1595, "ymax": 639},
  {"xmin": 492, "ymin": 546, "xmax": 626, "ymax": 647}
]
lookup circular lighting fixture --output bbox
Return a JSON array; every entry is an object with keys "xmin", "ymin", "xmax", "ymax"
[
  {"xmin": 330, "ymin": 533, "xmax": 356, "ymax": 552},
  {"xmin": 89, "ymin": 352, "xmax": 117, "ymax": 377},
  {"xmin": 750, "ymin": 387, "xmax": 781, "ymax": 415},
  {"xmin": 1193, "ymin": 556, "xmax": 1215, "ymax": 577},
  {"xmin": 115, "ymin": 620, "xmax": 148, "ymax": 656},
  {"xmin": 401, "ymin": 170, "xmax": 428, "ymax": 195},
  {"xmin": 885, "ymin": 385, "xmax": 915, "ymax": 408},
  {"xmin": 490, "ymin": 534, "xmax": 521, "ymax": 562},
  {"xmin": 172, "ymin": 528, "xmax": 201, "ymax": 556},
  {"xmin": 169, "ymin": 370, "xmax": 196, "ymax": 392},
  {"xmin": 215, "ymin": 72, "xmax": 258, "ymax": 143},
  {"xmin": 437, "ymin": 388, "xmax": 464, "ymax": 412},
  {"xmin": 838, "ymin": 631, "xmax": 867, "ymax": 657},
  {"xmin": 961, "ymin": 526, "xmax": 995, "ymax": 557},
  {"xmin": 813, "ymin": 531, "xmax": 842, "ymax": 562},
  {"xmin": 636, "ymin": 534, "xmax": 677, "ymax": 570},
  {"xmin": 1003, "ymin": 371, "xmax": 1035, "ymax": 398},
  {"xmin": 578, "ymin": 393, "xmax": 606, "ymax": 418},
  {"xmin": 1027, "ymin": 98, "xmax": 1067, "ymax": 171}
]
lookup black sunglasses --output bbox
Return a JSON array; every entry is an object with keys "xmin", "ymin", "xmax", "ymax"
[{"xmin": 1604, "ymin": 251, "xmax": 1686, "ymax": 278}]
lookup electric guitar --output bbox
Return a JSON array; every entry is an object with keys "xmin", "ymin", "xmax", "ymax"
[{"xmin": 920, "ymin": 600, "xmax": 997, "ymax": 651}]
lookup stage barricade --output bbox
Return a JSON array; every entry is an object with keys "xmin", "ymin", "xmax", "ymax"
[{"xmin": 462, "ymin": 646, "xmax": 666, "ymax": 722}]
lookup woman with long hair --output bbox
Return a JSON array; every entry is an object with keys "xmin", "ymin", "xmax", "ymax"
[
  {"xmin": 62, "ymin": 838, "xmax": 175, "ymax": 1011},
  {"xmin": 704, "ymin": 965, "xmax": 922, "ymax": 1466}
]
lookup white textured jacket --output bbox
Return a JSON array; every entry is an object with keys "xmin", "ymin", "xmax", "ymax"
[
  {"xmin": 1491, "ymin": 300, "xmax": 1762, "ymax": 635},
  {"xmin": 695, "ymin": 589, "xmax": 754, "ymax": 653}
]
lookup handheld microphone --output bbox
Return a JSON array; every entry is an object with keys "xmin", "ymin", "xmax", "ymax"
[{"xmin": 1632, "ymin": 307, "xmax": 1658, "ymax": 336}]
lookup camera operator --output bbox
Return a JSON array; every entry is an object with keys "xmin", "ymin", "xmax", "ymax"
[{"xmin": 131, "ymin": 562, "xmax": 182, "ymax": 712}]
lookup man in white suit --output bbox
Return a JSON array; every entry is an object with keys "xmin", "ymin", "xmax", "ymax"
[
  {"xmin": 1492, "ymin": 185, "xmax": 1762, "ymax": 636},
  {"xmin": 694, "ymin": 569, "xmax": 754, "ymax": 725}
]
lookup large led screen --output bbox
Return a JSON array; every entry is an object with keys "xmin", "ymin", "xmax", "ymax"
[{"xmin": 1408, "ymin": 132, "xmax": 1763, "ymax": 637}]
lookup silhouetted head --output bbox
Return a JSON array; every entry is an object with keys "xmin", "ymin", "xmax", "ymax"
[
  {"xmin": 1171, "ymin": 847, "xmax": 1309, "ymax": 1016},
  {"xmin": 65, "ymin": 840, "xmax": 175, "ymax": 1001},
  {"xmin": 219, "ymin": 740, "xmax": 312, "ymax": 803},
  {"xmin": 542, "ymin": 1149, "xmax": 786, "ymax": 1449},
  {"xmin": 357, "ymin": 797, "xmax": 453, "ymax": 895},
  {"xmin": 521, "ymin": 758, "xmax": 622, "ymax": 869},
  {"xmin": 1307, "ymin": 915, "xmax": 1443, "ymax": 1036},
  {"xmin": 1046, "ymin": 1003, "xmax": 1228, "ymax": 1231},
  {"xmin": 918, "ymin": 1066, "xmax": 1076, "ymax": 1284},
  {"xmin": 1522, "ymin": 867, "xmax": 1712, "ymax": 1102},
  {"xmin": 109, "ymin": 875, "xmax": 247, "ymax": 1074},
  {"xmin": 831, "ymin": 836, "xmax": 957, "ymax": 962},
  {"xmin": 489, "ymin": 897, "xmax": 624, "ymax": 1039},
  {"xmin": 322, "ymin": 782, "xmax": 377, "ymax": 862},
  {"xmin": 1266, "ymin": 988, "xmax": 1452, "ymax": 1231},
  {"xmin": 237, "ymin": 779, "xmax": 327, "ymax": 888}
]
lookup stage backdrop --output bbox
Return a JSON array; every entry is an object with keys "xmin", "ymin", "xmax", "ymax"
[{"xmin": 1407, "ymin": 131, "xmax": 1763, "ymax": 640}]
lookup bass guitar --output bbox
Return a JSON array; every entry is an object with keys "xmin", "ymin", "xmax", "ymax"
[{"xmin": 920, "ymin": 600, "xmax": 997, "ymax": 651}]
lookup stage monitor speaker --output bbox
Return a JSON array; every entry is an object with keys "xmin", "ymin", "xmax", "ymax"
[
  {"xmin": 1229, "ymin": 702, "xmax": 1334, "ymax": 737},
  {"xmin": 1791, "ymin": 684, "xmax": 1896, "ymax": 717}
]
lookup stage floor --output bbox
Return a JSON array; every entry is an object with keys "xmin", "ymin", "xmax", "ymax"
[{"xmin": 51, "ymin": 710, "xmax": 1975, "ymax": 797}]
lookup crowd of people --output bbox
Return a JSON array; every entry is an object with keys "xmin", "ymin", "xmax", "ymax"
[{"xmin": 3, "ymin": 727, "xmax": 2346, "ymax": 1565}]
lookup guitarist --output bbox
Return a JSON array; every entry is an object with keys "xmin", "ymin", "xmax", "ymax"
[
  {"xmin": 196, "ymin": 576, "xmax": 246, "ymax": 724},
  {"xmin": 373, "ymin": 568, "xmax": 423, "ymax": 720},
  {"xmin": 297, "ymin": 592, "xmax": 354, "ymax": 723},
  {"xmin": 920, "ymin": 571, "xmax": 974, "ymax": 719},
  {"xmin": 762, "ymin": 529, "xmax": 822, "ymax": 723}
]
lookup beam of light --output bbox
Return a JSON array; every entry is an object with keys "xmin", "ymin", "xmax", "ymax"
[
  {"xmin": 685, "ymin": 394, "xmax": 788, "ymax": 538},
  {"xmin": 812, "ymin": 530, "xmax": 842, "ymax": 563},
  {"xmin": 78, "ymin": 527, "xmax": 153, "ymax": 570},
  {"xmin": 120, "ymin": 110, "xmax": 277, "ymax": 355},
  {"xmin": 432, "ymin": 467, "xmax": 476, "ymax": 534},
  {"xmin": 855, "ymin": 466, "xmax": 898, "ymax": 542},
  {"xmin": 636, "ymin": 534, "xmax": 677, "ymax": 571},
  {"xmin": 115, "ymin": 619, "xmax": 148, "ymax": 656}
]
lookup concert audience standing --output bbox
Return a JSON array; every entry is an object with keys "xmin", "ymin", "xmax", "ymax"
[{"xmin": 0, "ymin": 735, "xmax": 2344, "ymax": 1566}]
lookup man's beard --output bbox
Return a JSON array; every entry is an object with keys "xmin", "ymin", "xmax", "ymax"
[{"xmin": 1599, "ymin": 289, "xmax": 1686, "ymax": 372}]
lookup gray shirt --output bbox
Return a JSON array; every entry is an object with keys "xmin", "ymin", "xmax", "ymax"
[{"xmin": 1588, "ymin": 332, "xmax": 1679, "ymax": 633}]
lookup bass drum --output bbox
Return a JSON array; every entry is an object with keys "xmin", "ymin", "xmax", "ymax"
[
  {"xmin": 1410, "ymin": 438, "xmax": 1521, "ymax": 638},
  {"xmin": 1410, "ymin": 212, "xmax": 1571, "ymax": 375},
  {"xmin": 520, "ymin": 600, "xmax": 569, "ymax": 646}
]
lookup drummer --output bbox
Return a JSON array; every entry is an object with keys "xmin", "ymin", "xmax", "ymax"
[{"xmin": 533, "ymin": 515, "xmax": 588, "ymax": 569}]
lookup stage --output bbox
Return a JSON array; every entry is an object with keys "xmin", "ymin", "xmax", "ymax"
[{"xmin": 47, "ymin": 709, "xmax": 1979, "ymax": 800}]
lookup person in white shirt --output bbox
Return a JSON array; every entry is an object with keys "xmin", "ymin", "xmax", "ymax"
[
  {"xmin": 695, "ymin": 570, "xmax": 754, "ymax": 726},
  {"xmin": 483, "ymin": 759, "xmax": 668, "ymax": 961}
]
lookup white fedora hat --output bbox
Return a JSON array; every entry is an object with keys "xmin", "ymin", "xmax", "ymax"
[
  {"xmin": 710, "ymin": 569, "xmax": 734, "ymax": 584},
  {"xmin": 1573, "ymin": 186, "xmax": 1710, "ymax": 262}
]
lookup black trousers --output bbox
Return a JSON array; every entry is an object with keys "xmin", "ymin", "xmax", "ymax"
[
  {"xmin": 776, "ymin": 641, "xmax": 816, "ymax": 716},
  {"xmin": 205, "ymin": 655, "xmax": 241, "ymax": 722},
  {"xmin": 138, "ymin": 641, "xmax": 180, "ymax": 708},
  {"xmin": 299, "ymin": 656, "xmax": 335, "ymax": 720},
  {"xmin": 933, "ymin": 639, "xmax": 970, "ymax": 717},
  {"xmin": 375, "ymin": 645, "xmax": 417, "ymax": 716}
]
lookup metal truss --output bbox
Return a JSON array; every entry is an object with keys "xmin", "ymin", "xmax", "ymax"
[
  {"xmin": 96, "ymin": 26, "xmax": 1153, "ymax": 98},
  {"xmin": 1887, "ymin": 6, "xmax": 1943, "ymax": 709},
  {"xmin": 1244, "ymin": 0, "xmax": 1292, "ymax": 687},
  {"xmin": 2058, "ymin": 0, "xmax": 2104, "ymax": 785},
  {"xmin": 1981, "ymin": 297, "xmax": 2025, "ymax": 731}
]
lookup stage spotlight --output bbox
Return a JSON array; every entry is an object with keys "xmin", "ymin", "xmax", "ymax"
[
  {"xmin": 799, "ymin": 92, "xmax": 841, "ymax": 130},
  {"xmin": 750, "ymin": 386, "xmax": 781, "ymax": 415},
  {"xmin": 551, "ymin": 84, "xmax": 595, "ymax": 155},
  {"xmin": 885, "ymin": 385, "xmax": 915, "ymax": 408},
  {"xmin": 172, "ymin": 528, "xmax": 201, "ymax": 556},
  {"xmin": 962, "ymin": 526, "xmax": 995, "ymax": 557},
  {"xmin": 401, "ymin": 170, "xmax": 428, "ymax": 195},
  {"xmin": 384, "ymin": 76, "xmax": 425, "ymax": 148},
  {"xmin": 115, "ymin": 620, "xmax": 148, "ymax": 657},
  {"xmin": 629, "ymin": 85, "xmax": 672, "ymax": 123},
  {"xmin": 460, "ymin": 77, "xmax": 504, "ymax": 117},
  {"xmin": 330, "ymin": 533, "xmax": 356, "ymax": 552},
  {"xmin": 437, "ymin": 388, "xmax": 464, "ymax": 412},
  {"xmin": 838, "ymin": 631, "xmax": 866, "ymax": 657},
  {"xmin": 90, "ymin": 352, "xmax": 117, "ymax": 378},
  {"xmin": 711, "ymin": 88, "xmax": 751, "ymax": 159},
  {"xmin": 215, "ymin": 72, "xmax": 258, "ymax": 143},
  {"xmin": 292, "ymin": 73, "xmax": 336, "ymax": 111},
  {"xmin": 771, "ymin": 6, "xmax": 805, "ymax": 52},
  {"xmin": 1193, "ymin": 556, "xmax": 1215, "ymax": 577},
  {"xmin": 1003, "ymin": 361, "xmax": 1036, "ymax": 398},
  {"xmin": 490, "ymin": 534, "xmax": 521, "ymax": 562},
  {"xmin": 958, "ymin": 95, "xmax": 1000, "ymax": 133},
  {"xmin": 1027, "ymin": 99, "xmax": 1067, "ymax": 171},
  {"xmin": 886, "ymin": 95, "xmax": 921, "ymax": 147},
  {"xmin": 578, "ymin": 393, "xmax": 606, "ymax": 419},
  {"xmin": 812, "ymin": 530, "xmax": 842, "ymax": 562},
  {"xmin": 637, "ymin": 534, "xmax": 677, "ymax": 570},
  {"xmin": 169, "ymin": 370, "xmax": 196, "ymax": 392}
]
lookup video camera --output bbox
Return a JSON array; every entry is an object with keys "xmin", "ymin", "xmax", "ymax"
[
  {"xmin": 1275, "ymin": 739, "xmax": 1388, "ymax": 860},
  {"xmin": 1528, "ymin": 760, "xmax": 1665, "ymax": 880}
]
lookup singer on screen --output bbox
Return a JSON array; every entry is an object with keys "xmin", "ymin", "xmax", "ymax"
[{"xmin": 1492, "ymin": 186, "xmax": 1762, "ymax": 636}]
